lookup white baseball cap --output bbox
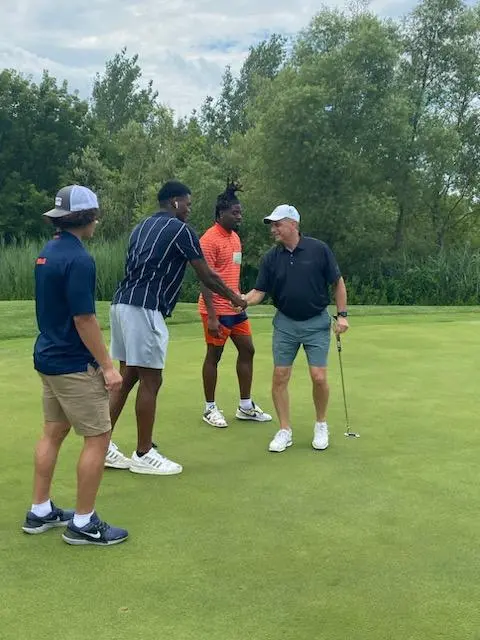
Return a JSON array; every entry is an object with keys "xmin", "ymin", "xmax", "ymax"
[
  {"xmin": 43, "ymin": 185, "xmax": 99, "ymax": 218},
  {"xmin": 263, "ymin": 204, "xmax": 300, "ymax": 224}
]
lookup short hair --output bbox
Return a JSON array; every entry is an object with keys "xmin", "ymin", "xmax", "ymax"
[
  {"xmin": 157, "ymin": 180, "xmax": 191, "ymax": 203},
  {"xmin": 215, "ymin": 181, "xmax": 242, "ymax": 219},
  {"xmin": 51, "ymin": 208, "xmax": 99, "ymax": 230}
]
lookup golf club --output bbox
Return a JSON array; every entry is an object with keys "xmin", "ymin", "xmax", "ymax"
[{"xmin": 334, "ymin": 329, "xmax": 359, "ymax": 438}]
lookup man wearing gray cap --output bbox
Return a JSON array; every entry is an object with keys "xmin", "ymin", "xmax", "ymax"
[
  {"xmin": 22, "ymin": 185, "xmax": 128, "ymax": 546},
  {"xmin": 244, "ymin": 204, "xmax": 349, "ymax": 453}
]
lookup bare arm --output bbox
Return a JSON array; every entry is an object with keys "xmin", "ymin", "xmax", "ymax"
[
  {"xmin": 200, "ymin": 283, "xmax": 217, "ymax": 320},
  {"xmin": 73, "ymin": 314, "xmax": 122, "ymax": 391},
  {"xmin": 191, "ymin": 259, "xmax": 246, "ymax": 309},
  {"xmin": 244, "ymin": 289, "xmax": 266, "ymax": 306},
  {"xmin": 332, "ymin": 277, "xmax": 349, "ymax": 334},
  {"xmin": 333, "ymin": 277, "xmax": 347, "ymax": 313}
]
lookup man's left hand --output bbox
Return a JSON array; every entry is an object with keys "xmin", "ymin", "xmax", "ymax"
[{"xmin": 334, "ymin": 316, "xmax": 349, "ymax": 335}]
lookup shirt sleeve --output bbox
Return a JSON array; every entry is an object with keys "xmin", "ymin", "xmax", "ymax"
[
  {"xmin": 175, "ymin": 224, "xmax": 204, "ymax": 261},
  {"xmin": 255, "ymin": 254, "xmax": 271, "ymax": 292},
  {"xmin": 65, "ymin": 255, "xmax": 96, "ymax": 316},
  {"xmin": 323, "ymin": 244, "xmax": 341, "ymax": 284},
  {"xmin": 199, "ymin": 233, "xmax": 218, "ymax": 269}
]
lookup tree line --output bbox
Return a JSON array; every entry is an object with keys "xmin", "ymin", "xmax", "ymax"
[{"xmin": 1, "ymin": 0, "xmax": 479, "ymax": 304}]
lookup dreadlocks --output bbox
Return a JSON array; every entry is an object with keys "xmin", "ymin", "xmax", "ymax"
[{"xmin": 215, "ymin": 181, "xmax": 242, "ymax": 219}]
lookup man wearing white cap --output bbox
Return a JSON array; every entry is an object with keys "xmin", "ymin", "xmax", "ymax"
[{"xmin": 244, "ymin": 204, "xmax": 349, "ymax": 452}]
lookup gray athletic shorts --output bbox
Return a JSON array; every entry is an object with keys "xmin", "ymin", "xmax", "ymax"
[
  {"xmin": 110, "ymin": 303, "xmax": 169, "ymax": 369},
  {"xmin": 272, "ymin": 309, "xmax": 332, "ymax": 367}
]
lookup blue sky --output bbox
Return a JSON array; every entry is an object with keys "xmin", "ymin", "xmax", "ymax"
[{"xmin": 0, "ymin": 0, "xmax": 446, "ymax": 116}]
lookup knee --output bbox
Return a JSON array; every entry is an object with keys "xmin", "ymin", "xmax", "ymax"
[
  {"xmin": 139, "ymin": 372, "xmax": 163, "ymax": 394},
  {"xmin": 206, "ymin": 347, "xmax": 224, "ymax": 366},
  {"xmin": 272, "ymin": 367, "xmax": 291, "ymax": 388},
  {"xmin": 310, "ymin": 369, "xmax": 328, "ymax": 388},
  {"xmin": 239, "ymin": 344, "xmax": 255, "ymax": 361}
]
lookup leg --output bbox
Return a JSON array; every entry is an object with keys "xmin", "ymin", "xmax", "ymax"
[
  {"xmin": 33, "ymin": 421, "xmax": 71, "ymax": 504},
  {"xmin": 231, "ymin": 334, "xmax": 254, "ymax": 400},
  {"xmin": 202, "ymin": 345, "xmax": 224, "ymax": 403},
  {"xmin": 135, "ymin": 367, "xmax": 163, "ymax": 454},
  {"xmin": 272, "ymin": 366, "xmax": 293, "ymax": 429},
  {"xmin": 76, "ymin": 431, "xmax": 111, "ymax": 514},
  {"xmin": 109, "ymin": 362, "xmax": 139, "ymax": 429},
  {"xmin": 310, "ymin": 367, "xmax": 329, "ymax": 422}
]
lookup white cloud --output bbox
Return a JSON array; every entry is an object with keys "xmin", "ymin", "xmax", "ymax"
[{"xmin": 0, "ymin": 0, "xmax": 429, "ymax": 117}]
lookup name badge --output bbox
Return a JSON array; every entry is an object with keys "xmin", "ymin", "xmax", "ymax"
[{"xmin": 233, "ymin": 252, "xmax": 242, "ymax": 265}]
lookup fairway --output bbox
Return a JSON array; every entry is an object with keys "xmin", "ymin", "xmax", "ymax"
[{"xmin": 0, "ymin": 303, "xmax": 479, "ymax": 640}]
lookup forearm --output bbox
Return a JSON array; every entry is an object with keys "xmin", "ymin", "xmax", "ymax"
[
  {"xmin": 74, "ymin": 315, "xmax": 114, "ymax": 370},
  {"xmin": 200, "ymin": 283, "xmax": 217, "ymax": 319},
  {"xmin": 333, "ymin": 277, "xmax": 347, "ymax": 312},
  {"xmin": 245, "ymin": 289, "xmax": 265, "ymax": 305},
  {"xmin": 200, "ymin": 270, "xmax": 241, "ymax": 305}
]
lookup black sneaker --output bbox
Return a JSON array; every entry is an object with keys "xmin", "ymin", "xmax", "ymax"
[
  {"xmin": 22, "ymin": 502, "xmax": 74, "ymax": 535},
  {"xmin": 62, "ymin": 512, "xmax": 128, "ymax": 546}
]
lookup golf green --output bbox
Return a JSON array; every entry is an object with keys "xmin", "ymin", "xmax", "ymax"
[{"xmin": 0, "ymin": 303, "xmax": 478, "ymax": 640}]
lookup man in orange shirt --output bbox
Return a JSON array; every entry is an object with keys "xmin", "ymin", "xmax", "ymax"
[{"xmin": 199, "ymin": 183, "xmax": 272, "ymax": 428}]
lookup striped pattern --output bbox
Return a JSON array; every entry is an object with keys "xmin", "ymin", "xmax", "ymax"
[
  {"xmin": 113, "ymin": 212, "xmax": 203, "ymax": 316},
  {"xmin": 198, "ymin": 223, "xmax": 242, "ymax": 316}
]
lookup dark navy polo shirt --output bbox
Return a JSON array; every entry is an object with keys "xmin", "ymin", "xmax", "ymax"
[
  {"xmin": 34, "ymin": 232, "xmax": 97, "ymax": 375},
  {"xmin": 112, "ymin": 212, "xmax": 203, "ymax": 317},
  {"xmin": 255, "ymin": 236, "xmax": 341, "ymax": 321}
]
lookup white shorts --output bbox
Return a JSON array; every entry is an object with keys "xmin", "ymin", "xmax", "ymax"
[{"xmin": 109, "ymin": 303, "xmax": 169, "ymax": 370}]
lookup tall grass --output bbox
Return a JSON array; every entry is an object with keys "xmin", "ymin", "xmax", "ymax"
[{"xmin": 1, "ymin": 238, "xmax": 479, "ymax": 305}]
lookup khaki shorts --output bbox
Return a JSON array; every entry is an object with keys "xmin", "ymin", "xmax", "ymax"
[{"xmin": 39, "ymin": 365, "xmax": 111, "ymax": 437}]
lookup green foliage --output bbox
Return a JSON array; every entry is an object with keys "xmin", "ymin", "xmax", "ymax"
[{"xmin": 1, "ymin": 0, "xmax": 480, "ymax": 305}]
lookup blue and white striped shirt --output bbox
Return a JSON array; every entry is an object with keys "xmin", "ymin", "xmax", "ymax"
[{"xmin": 112, "ymin": 212, "xmax": 203, "ymax": 316}]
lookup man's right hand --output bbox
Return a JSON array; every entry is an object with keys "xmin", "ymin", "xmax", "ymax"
[
  {"xmin": 103, "ymin": 366, "xmax": 123, "ymax": 393},
  {"xmin": 231, "ymin": 293, "xmax": 247, "ymax": 312},
  {"xmin": 207, "ymin": 316, "xmax": 221, "ymax": 338}
]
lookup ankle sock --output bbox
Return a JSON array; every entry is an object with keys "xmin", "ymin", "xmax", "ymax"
[
  {"xmin": 239, "ymin": 398, "xmax": 253, "ymax": 410},
  {"xmin": 73, "ymin": 511, "xmax": 94, "ymax": 528},
  {"xmin": 205, "ymin": 401, "xmax": 217, "ymax": 412},
  {"xmin": 31, "ymin": 499, "xmax": 52, "ymax": 517}
]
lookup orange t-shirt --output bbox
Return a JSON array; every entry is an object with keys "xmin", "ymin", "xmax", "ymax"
[{"xmin": 198, "ymin": 223, "xmax": 242, "ymax": 316}]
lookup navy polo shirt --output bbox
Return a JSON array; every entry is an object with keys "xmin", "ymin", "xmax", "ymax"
[
  {"xmin": 255, "ymin": 236, "xmax": 341, "ymax": 321},
  {"xmin": 34, "ymin": 232, "xmax": 97, "ymax": 375},
  {"xmin": 112, "ymin": 212, "xmax": 203, "ymax": 317}
]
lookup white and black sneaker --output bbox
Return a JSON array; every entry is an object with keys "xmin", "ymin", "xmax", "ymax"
[{"xmin": 236, "ymin": 402, "xmax": 272, "ymax": 422}]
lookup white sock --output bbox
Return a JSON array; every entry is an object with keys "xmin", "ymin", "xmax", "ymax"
[
  {"xmin": 239, "ymin": 398, "xmax": 253, "ymax": 410},
  {"xmin": 31, "ymin": 499, "xmax": 52, "ymax": 517},
  {"xmin": 73, "ymin": 511, "xmax": 94, "ymax": 528},
  {"xmin": 315, "ymin": 421, "xmax": 328, "ymax": 428},
  {"xmin": 205, "ymin": 401, "xmax": 216, "ymax": 412}
]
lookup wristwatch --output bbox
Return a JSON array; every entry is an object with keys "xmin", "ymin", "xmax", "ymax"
[{"xmin": 337, "ymin": 311, "xmax": 348, "ymax": 318}]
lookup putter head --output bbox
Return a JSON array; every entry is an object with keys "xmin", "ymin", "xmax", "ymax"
[{"xmin": 344, "ymin": 431, "xmax": 360, "ymax": 438}]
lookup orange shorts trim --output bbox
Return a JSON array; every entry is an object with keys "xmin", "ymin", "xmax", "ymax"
[{"xmin": 201, "ymin": 315, "xmax": 252, "ymax": 346}]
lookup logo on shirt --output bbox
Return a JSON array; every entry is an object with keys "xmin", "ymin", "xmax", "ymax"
[
  {"xmin": 36, "ymin": 257, "xmax": 47, "ymax": 265},
  {"xmin": 233, "ymin": 252, "xmax": 242, "ymax": 265}
]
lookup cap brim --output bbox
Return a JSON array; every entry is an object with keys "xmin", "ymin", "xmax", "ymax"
[
  {"xmin": 263, "ymin": 215, "xmax": 277, "ymax": 224},
  {"xmin": 43, "ymin": 208, "xmax": 71, "ymax": 218}
]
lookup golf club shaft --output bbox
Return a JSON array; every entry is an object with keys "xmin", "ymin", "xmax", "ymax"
[{"xmin": 336, "ymin": 335, "xmax": 350, "ymax": 431}]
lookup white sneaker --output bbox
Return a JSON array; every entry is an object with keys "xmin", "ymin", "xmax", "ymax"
[
  {"xmin": 203, "ymin": 407, "xmax": 228, "ymax": 428},
  {"xmin": 236, "ymin": 402, "xmax": 272, "ymax": 422},
  {"xmin": 312, "ymin": 422, "xmax": 329, "ymax": 450},
  {"xmin": 268, "ymin": 429, "xmax": 293, "ymax": 452},
  {"xmin": 129, "ymin": 448, "xmax": 183, "ymax": 475},
  {"xmin": 105, "ymin": 442, "xmax": 131, "ymax": 469}
]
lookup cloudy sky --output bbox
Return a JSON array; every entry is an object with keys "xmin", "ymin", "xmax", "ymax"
[{"xmin": 0, "ymin": 0, "xmax": 432, "ymax": 117}]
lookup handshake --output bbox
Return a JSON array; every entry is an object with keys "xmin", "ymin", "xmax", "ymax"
[{"xmin": 231, "ymin": 293, "xmax": 248, "ymax": 313}]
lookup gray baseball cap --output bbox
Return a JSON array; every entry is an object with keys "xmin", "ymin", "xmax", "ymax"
[
  {"xmin": 263, "ymin": 204, "xmax": 300, "ymax": 224},
  {"xmin": 43, "ymin": 185, "xmax": 99, "ymax": 218}
]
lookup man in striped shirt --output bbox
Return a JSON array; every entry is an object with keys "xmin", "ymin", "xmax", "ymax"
[
  {"xmin": 199, "ymin": 183, "xmax": 272, "ymax": 428},
  {"xmin": 106, "ymin": 181, "xmax": 247, "ymax": 475}
]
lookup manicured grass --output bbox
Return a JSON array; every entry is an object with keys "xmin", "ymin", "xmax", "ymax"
[{"xmin": 0, "ymin": 303, "xmax": 479, "ymax": 639}]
